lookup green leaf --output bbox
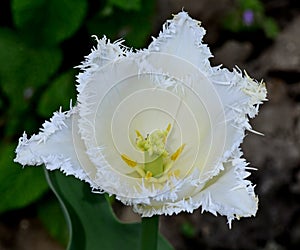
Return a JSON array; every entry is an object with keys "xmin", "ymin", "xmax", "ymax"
[
  {"xmin": 38, "ymin": 70, "xmax": 77, "ymax": 117},
  {"xmin": 0, "ymin": 28, "xmax": 62, "ymax": 104},
  {"xmin": 11, "ymin": 0, "xmax": 87, "ymax": 45},
  {"xmin": 45, "ymin": 170, "xmax": 174, "ymax": 250},
  {"xmin": 0, "ymin": 28, "xmax": 62, "ymax": 135},
  {"xmin": 108, "ymin": 0, "xmax": 141, "ymax": 11},
  {"xmin": 0, "ymin": 143, "xmax": 49, "ymax": 214}
]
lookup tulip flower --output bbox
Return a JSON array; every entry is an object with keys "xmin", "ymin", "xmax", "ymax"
[{"xmin": 15, "ymin": 11, "xmax": 267, "ymax": 229}]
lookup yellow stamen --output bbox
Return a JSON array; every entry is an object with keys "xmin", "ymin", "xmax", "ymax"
[
  {"xmin": 163, "ymin": 123, "xmax": 172, "ymax": 143},
  {"xmin": 171, "ymin": 144, "xmax": 186, "ymax": 161},
  {"xmin": 121, "ymin": 154, "xmax": 137, "ymax": 167},
  {"xmin": 145, "ymin": 171, "xmax": 153, "ymax": 180},
  {"xmin": 166, "ymin": 123, "xmax": 171, "ymax": 134},
  {"xmin": 135, "ymin": 129, "xmax": 142, "ymax": 138},
  {"xmin": 122, "ymin": 124, "xmax": 186, "ymax": 183}
]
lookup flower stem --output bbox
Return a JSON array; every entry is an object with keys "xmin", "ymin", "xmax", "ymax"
[{"xmin": 140, "ymin": 215, "xmax": 159, "ymax": 250}]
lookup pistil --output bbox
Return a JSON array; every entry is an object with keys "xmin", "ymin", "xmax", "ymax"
[{"xmin": 121, "ymin": 124, "xmax": 185, "ymax": 182}]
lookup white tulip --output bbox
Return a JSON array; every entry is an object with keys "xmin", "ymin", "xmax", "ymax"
[{"xmin": 15, "ymin": 11, "xmax": 267, "ymax": 227}]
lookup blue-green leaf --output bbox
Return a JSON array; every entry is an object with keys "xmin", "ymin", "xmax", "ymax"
[{"xmin": 45, "ymin": 170, "xmax": 174, "ymax": 250}]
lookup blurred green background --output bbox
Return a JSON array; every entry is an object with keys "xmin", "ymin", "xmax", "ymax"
[{"xmin": 0, "ymin": 0, "xmax": 155, "ymax": 247}]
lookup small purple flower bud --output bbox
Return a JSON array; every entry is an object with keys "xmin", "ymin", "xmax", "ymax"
[{"xmin": 243, "ymin": 10, "xmax": 254, "ymax": 26}]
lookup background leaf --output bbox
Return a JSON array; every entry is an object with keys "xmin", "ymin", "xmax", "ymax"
[
  {"xmin": 0, "ymin": 29, "xmax": 62, "ymax": 98},
  {"xmin": 37, "ymin": 70, "xmax": 77, "ymax": 117},
  {"xmin": 11, "ymin": 0, "xmax": 88, "ymax": 45},
  {"xmin": 46, "ymin": 170, "xmax": 174, "ymax": 250},
  {"xmin": 0, "ymin": 28, "xmax": 62, "ymax": 136},
  {"xmin": 0, "ymin": 143, "xmax": 49, "ymax": 213},
  {"xmin": 87, "ymin": 0, "xmax": 155, "ymax": 48}
]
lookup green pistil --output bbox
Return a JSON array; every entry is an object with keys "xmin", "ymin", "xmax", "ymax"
[
  {"xmin": 121, "ymin": 124, "xmax": 184, "ymax": 181},
  {"xmin": 137, "ymin": 129, "xmax": 168, "ymax": 177},
  {"xmin": 144, "ymin": 152, "xmax": 164, "ymax": 177}
]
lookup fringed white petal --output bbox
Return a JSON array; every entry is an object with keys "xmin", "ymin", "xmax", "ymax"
[
  {"xmin": 76, "ymin": 36, "xmax": 132, "ymax": 93},
  {"xmin": 132, "ymin": 149, "xmax": 257, "ymax": 228},
  {"xmin": 14, "ymin": 107, "xmax": 96, "ymax": 188},
  {"xmin": 196, "ymin": 150, "xmax": 258, "ymax": 228},
  {"xmin": 148, "ymin": 11, "xmax": 212, "ymax": 71},
  {"xmin": 209, "ymin": 67, "xmax": 267, "ymax": 163}
]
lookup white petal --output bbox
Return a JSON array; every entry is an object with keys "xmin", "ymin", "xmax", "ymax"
[
  {"xmin": 14, "ymin": 108, "xmax": 96, "ymax": 187},
  {"xmin": 148, "ymin": 11, "xmax": 212, "ymax": 70},
  {"xmin": 196, "ymin": 157, "xmax": 258, "ymax": 227},
  {"xmin": 76, "ymin": 36, "xmax": 131, "ymax": 93},
  {"xmin": 209, "ymin": 67, "xmax": 267, "ymax": 161}
]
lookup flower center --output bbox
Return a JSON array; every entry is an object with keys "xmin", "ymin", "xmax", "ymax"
[{"xmin": 121, "ymin": 124, "xmax": 185, "ymax": 182}]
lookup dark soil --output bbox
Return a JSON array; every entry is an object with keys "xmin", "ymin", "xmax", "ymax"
[{"xmin": 157, "ymin": 1, "xmax": 300, "ymax": 250}]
